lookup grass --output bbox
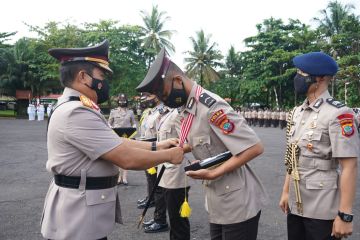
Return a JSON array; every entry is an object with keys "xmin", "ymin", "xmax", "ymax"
[{"xmin": 0, "ymin": 110, "xmax": 16, "ymax": 117}]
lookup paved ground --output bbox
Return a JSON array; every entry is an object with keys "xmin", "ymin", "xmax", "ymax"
[{"xmin": 0, "ymin": 118, "xmax": 359, "ymax": 240}]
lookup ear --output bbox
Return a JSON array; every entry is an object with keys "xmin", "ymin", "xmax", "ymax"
[{"xmin": 77, "ymin": 71, "xmax": 90, "ymax": 84}]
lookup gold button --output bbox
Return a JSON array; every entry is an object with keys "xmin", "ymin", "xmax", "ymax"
[
  {"xmin": 319, "ymin": 182, "xmax": 324, "ymax": 187},
  {"xmin": 225, "ymin": 186, "xmax": 230, "ymax": 189},
  {"xmin": 101, "ymin": 194, "xmax": 106, "ymax": 200},
  {"xmin": 199, "ymin": 139, "xmax": 203, "ymax": 143}
]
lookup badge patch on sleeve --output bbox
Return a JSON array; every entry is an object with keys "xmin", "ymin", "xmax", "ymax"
[
  {"xmin": 337, "ymin": 113, "xmax": 355, "ymax": 137},
  {"xmin": 210, "ymin": 110, "xmax": 235, "ymax": 134}
]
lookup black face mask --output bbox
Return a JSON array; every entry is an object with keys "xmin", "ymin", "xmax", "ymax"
[
  {"xmin": 164, "ymin": 81, "xmax": 187, "ymax": 108},
  {"xmin": 293, "ymin": 73, "xmax": 316, "ymax": 95},
  {"xmin": 147, "ymin": 100, "xmax": 156, "ymax": 108},
  {"xmin": 85, "ymin": 73, "xmax": 109, "ymax": 104},
  {"xmin": 119, "ymin": 101, "xmax": 127, "ymax": 108},
  {"xmin": 140, "ymin": 102, "xmax": 148, "ymax": 109}
]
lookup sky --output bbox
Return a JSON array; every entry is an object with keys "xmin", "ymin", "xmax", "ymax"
[{"xmin": 1, "ymin": 0, "xmax": 359, "ymax": 67}]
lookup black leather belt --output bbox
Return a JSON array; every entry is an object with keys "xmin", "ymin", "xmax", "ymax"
[{"xmin": 54, "ymin": 174, "xmax": 118, "ymax": 190}]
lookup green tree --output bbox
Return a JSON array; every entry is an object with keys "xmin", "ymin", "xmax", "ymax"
[
  {"xmin": 313, "ymin": 0, "xmax": 355, "ymax": 37},
  {"xmin": 140, "ymin": 5, "xmax": 175, "ymax": 65},
  {"xmin": 185, "ymin": 29, "xmax": 223, "ymax": 86}
]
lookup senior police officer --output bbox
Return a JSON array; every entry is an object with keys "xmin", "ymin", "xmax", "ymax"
[
  {"xmin": 279, "ymin": 52, "xmax": 359, "ymax": 240},
  {"xmin": 41, "ymin": 40, "xmax": 184, "ymax": 240},
  {"xmin": 136, "ymin": 48, "xmax": 268, "ymax": 240},
  {"xmin": 108, "ymin": 93, "xmax": 136, "ymax": 185}
]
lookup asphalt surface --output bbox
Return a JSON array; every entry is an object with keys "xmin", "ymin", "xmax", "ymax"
[{"xmin": 0, "ymin": 118, "xmax": 359, "ymax": 240}]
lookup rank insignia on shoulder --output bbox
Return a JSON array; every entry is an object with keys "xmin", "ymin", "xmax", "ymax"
[
  {"xmin": 337, "ymin": 113, "xmax": 354, "ymax": 137},
  {"xmin": 199, "ymin": 93, "xmax": 216, "ymax": 108},
  {"xmin": 326, "ymin": 98, "xmax": 345, "ymax": 108},
  {"xmin": 80, "ymin": 95, "xmax": 99, "ymax": 111}
]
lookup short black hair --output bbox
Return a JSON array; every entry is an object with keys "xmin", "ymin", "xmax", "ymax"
[{"xmin": 59, "ymin": 62, "xmax": 95, "ymax": 87}]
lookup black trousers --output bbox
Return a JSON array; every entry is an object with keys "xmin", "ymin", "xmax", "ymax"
[
  {"xmin": 154, "ymin": 186, "xmax": 167, "ymax": 224},
  {"xmin": 210, "ymin": 211, "xmax": 261, "ymax": 240},
  {"xmin": 165, "ymin": 187, "xmax": 191, "ymax": 240},
  {"xmin": 145, "ymin": 169, "xmax": 157, "ymax": 202},
  {"xmin": 287, "ymin": 213, "xmax": 340, "ymax": 240}
]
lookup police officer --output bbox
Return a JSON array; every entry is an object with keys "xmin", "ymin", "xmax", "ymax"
[
  {"xmin": 258, "ymin": 108, "xmax": 264, "ymax": 127},
  {"xmin": 279, "ymin": 52, "xmax": 359, "ymax": 240},
  {"xmin": 279, "ymin": 108, "xmax": 287, "ymax": 129},
  {"xmin": 136, "ymin": 48, "xmax": 268, "ymax": 240},
  {"xmin": 137, "ymin": 94, "xmax": 165, "ymax": 210},
  {"xmin": 264, "ymin": 108, "xmax": 270, "ymax": 127},
  {"xmin": 108, "ymin": 93, "xmax": 136, "ymax": 128},
  {"xmin": 152, "ymin": 107, "xmax": 193, "ymax": 239},
  {"xmin": 108, "ymin": 93, "xmax": 136, "ymax": 185},
  {"xmin": 41, "ymin": 40, "xmax": 184, "ymax": 240}
]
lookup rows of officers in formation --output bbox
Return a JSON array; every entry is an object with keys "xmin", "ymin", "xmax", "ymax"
[{"xmin": 40, "ymin": 40, "xmax": 358, "ymax": 240}]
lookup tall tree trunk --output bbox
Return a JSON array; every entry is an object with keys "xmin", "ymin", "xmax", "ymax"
[{"xmin": 273, "ymin": 86, "xmax": 279, "ymax": 109}]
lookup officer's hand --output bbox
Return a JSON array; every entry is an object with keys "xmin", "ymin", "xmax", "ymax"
[
  {"xmin": 332, "ymin": 216, "xmax": 353, "ymax": 238},
  {"xmin": 186, "ymin": 169, "xmax": 216, "ymax": 180},
  {"xmin": 158, "ymin": 138, "xmax": 179, "ymax": 150},
  {"xmin": 168, "ymin": 147, "xmax": 184, "ymax": 165},
  {"xmin": 279, "ymin": 191, "xmax": 289, "ymax": 214}
]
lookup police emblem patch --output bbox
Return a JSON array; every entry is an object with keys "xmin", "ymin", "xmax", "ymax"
[
  {"xmin": 220, "ymin": 119, "xmax": 235, "ymax": 134},
  {"xmin": 337, "ymin": 113, "xmax": 354, "ymax": 137}
]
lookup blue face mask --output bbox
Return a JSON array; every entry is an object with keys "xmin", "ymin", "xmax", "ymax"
[{"xmin": 293, "ymin": 73, "xmax": 316, "ymax": 95}]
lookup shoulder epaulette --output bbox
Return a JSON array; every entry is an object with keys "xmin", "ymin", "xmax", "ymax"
[
  {"xmin": 199, "ymin": 93, "xmax": 216, "ymax": 108},
  {"xmin": 326, "ymin": 98, "xmax": 345, "ymax": 108}
]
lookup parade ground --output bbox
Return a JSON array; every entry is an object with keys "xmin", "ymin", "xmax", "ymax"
[{"xmin": 0, "ymin": 118, "xmax": 359, "ymax": 240}]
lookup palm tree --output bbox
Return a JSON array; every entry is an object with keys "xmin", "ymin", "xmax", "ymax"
[
  {"xmin": 313, "ymin": 0, "xmax": 355, "ymax": 37},
  {"xmin": 140, "ymin": 5, "xmax": 175, "ymax": 65},
  {"xmin": 185, "ymin": 30, "xmax": 223, "ymax": 86}
]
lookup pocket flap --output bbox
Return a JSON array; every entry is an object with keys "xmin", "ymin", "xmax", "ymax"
[
  {"xmin": 86, "ymin": 188, "xmax": 116, "ymax": 206},
  {"xmin": 193, "ymin": 135, "xmax": 210, "ymax": 147},
  {"xmin": 305, "ymin": 177, "xmax": 338, "ymax": 190},
  {"xmin": 214, "ymin": 175, "xmax": 244, "ymax": 196}
]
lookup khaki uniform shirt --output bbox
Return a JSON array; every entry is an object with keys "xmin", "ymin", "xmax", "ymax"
[
  {"xmin": 41, "ymin": 88, "xmax": 123, "ymax": 240},
  {"xmin": 279, "ymin": 111, "xmax": 286, "ymax": 121},
  {"xmin": 140, "ymin": 105, "xmax": 162, "ymax": 138},
  {"xmin": 288, "ymin": 90, "xmax": 359, "ymax": 219},
  {"xmin": 258, "ymin": 110, "xmax": 264, "ymax": 119},
  {"xmin": 264, "ymin": 110, "xmax": 270, "ymax": 119},
  {"xmin": 251, "ymin": 110, "xmax": 257, "ymax": 119},
  {"xmin": 157, "ymin": 108, "xmax": 192, "ymax": 189},
  {"xmin": 108, "ymin": 107, "xmax": 135, "ymax": 128},
  {"xmin": 178, "ymin": 83, "xmax": 268, "ymax": 224}
]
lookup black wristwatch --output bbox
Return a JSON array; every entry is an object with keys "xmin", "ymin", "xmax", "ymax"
[
  {"xmin": 338, "ymin": 211, "xmax": 353, "ymax": 222},
  {"xmin": 151, "ymin": 141, "xmax": 157, "ymax": 151}
]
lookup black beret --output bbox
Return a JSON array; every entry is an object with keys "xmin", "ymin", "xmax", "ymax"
[
  {"xmin": 136, "ymin": 48, "xmax": 171, "ymax": 93},
  {"xmin": 48, "ymin": 40, "xmax": 113, "ymax": 74},
  {"xmin": 293, "ymin": 52, "xmax": 338, "ymax": 76}
]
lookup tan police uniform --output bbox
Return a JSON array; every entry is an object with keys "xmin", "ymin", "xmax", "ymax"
[
  {"xmin": 178, "ymin": 83, "xmax": 268, "ymax": 225},
  {"xmin": 158, "ymin": 108, "xmax": 191, "ymax": 189},
  {"xmin": 258, "ymin": 109, "xmax": 264, "ymax": 127},
  {"xmin": 288, "ymin": 90, "xmax": 360, "ymax": 220},
  {"xmin": 41, "ymin": 87, "xmax": 123, "ymax": 240},
  {"xmin": 108, "ymin": 107, "xmax": 135, "ymax": 128},
  {"xmin": 157, "ymin": 108, "xmax": 193, "ymax": 239},
  {"xmin": 140, "ymin": 105, "xmax": 162, "ymax": 138}
]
